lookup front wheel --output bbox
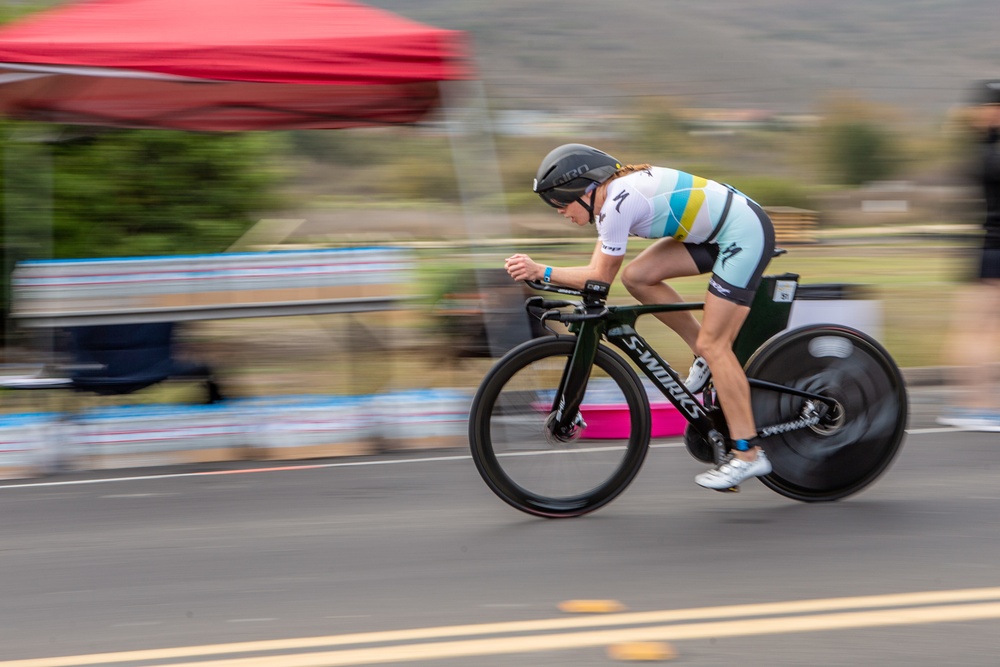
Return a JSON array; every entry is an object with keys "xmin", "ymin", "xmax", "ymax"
[
  {"xmin": 469, "ymin": 337, "xmax": 651, "ymax": 518},
  {"xmin": 746, "ymin": 324, "xmax": 908, "ymax": 502}
]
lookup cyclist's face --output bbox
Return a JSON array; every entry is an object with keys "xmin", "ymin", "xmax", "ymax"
[{"xmin": 557, "ymin": 198, "xmax": 589, "ymax": 226}]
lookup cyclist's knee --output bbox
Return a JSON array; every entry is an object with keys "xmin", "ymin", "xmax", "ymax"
[
  {"xmin": 694, "ymin": 335, "xmax": 732, "ymax": 365},
  {"xmin": 620, "ymin": 263, "xmax": 653, "ymax": 295}
]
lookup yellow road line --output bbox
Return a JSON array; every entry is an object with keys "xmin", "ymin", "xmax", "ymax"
[
  {"xmin": 557, "ymin": 599, "xmax": 628, "ymax": 613},
  {"xmin": 79, "ymin": 601, "xmax": 1000, "ymax": 667},
  {"xmin": 4, "ymin": 586, "xmax": 1000, "ymax": 667}
]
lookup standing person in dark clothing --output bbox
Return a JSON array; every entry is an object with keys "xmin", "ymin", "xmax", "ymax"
[{"xmin": 938, "ymin": 80, "xmax": 1000, "ymax": 429}]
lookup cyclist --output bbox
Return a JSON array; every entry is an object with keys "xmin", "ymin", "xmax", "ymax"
[{"xmin": 504, "ymin": 143, "xmax": 776, "ymax": 490}]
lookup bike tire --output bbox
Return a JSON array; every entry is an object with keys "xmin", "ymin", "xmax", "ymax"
[
  {"xmin": 745, "ymin": 324, "xmax": 908, "ymax": 502},
  {"xmin": 469, "ymin": 337, "xmax": 651, "ymax": 518}
]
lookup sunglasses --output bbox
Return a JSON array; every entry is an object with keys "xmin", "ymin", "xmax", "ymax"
[{"xmin": 537, "ymin": 181, "xmax": 598, "ymax": 209}]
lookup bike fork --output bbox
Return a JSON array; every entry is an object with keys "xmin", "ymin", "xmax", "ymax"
[{"xmin": 548, "ymin": 329, "xmax": 602, "ymax": 440}]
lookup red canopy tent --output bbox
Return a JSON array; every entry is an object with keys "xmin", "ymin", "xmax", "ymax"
[
  {"xmin": 0, "ymin": 0, "xmax": 520, "ymax": 369},
  {"xmin": 0, "ymin": 0, "xmax": 472, "ymax": 131}
]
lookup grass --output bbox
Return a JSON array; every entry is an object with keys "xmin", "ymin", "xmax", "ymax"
[{"xmin": 765, "ymin": 241, "xmax": 967, "ymax": 369}]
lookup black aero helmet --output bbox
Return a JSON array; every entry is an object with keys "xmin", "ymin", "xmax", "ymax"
[{"xmin": 533, "ymin": 144, "xmax": 622, "ymax": 211}]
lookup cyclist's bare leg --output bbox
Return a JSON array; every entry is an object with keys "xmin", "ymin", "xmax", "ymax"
[
  {"xmin": 623, "ymin": 239, "xmax": 760, "ymax": 462},
  {"xmin": 621, "ymin": 238, "xmax": 702, "ymax": 350},
  {"xmin": 696, "ymin": 293, "xmax": 759, "ymax": 461},
  {"xmin": 946, "ymin": 279, "xmax": 1000, "ymax": 410}
]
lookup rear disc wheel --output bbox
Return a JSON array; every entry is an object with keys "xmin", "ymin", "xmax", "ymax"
[{"xmin": 746, "ymin": 325, "xmax": 907, "ymax": 501}]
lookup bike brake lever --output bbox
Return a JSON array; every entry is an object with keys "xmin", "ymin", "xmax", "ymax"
[
  {"xmin": 526, "ymin": 296, "xmax": 545, "ymax": 308},
  {"xmin": 539, "ymin": 308, "xmax": 564, "ymax": 324},
  {"xmin": 528, "ymin": 297, "xmax": 577, "ymax": 322}
]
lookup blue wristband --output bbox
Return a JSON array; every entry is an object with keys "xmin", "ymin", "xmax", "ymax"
[{"xmin": 543, "ymin": 266, "xmax": 553, "ymax": 283}]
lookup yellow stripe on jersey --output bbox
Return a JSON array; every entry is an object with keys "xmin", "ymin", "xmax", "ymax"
[{"xmin": 674, "ymin": 177, "xmax": 707, "ymax": 241}]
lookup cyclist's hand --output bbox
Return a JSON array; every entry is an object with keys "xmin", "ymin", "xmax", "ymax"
[{"xmin": 504, "ymin": 253, "xmax": 542, "ymax": 282}]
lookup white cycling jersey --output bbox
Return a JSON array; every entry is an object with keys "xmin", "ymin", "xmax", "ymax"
[
  {"xmin": 595, "ymin": 166, "xmax": 774, "ymax": 305},
  {"xmin": 595, "ymin": 167, "xmax": 736, "ymax": 255}
]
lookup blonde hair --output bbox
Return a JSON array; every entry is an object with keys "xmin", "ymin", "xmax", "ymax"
[{"xmin": 606, "ymin": 164, "xmax": 652, "ymax": 183}]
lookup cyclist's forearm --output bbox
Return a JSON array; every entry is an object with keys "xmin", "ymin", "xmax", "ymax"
[
  {"xmin": 505, "ymin": 249, "xmax": 621, "ymax": 288},
  {"xmin": 544, "ymin": 248, "xmax": 622, "ymax": 288},
  {"xmin": 542, "ymin": 265, "xmax": 612, "ymax": 289}
]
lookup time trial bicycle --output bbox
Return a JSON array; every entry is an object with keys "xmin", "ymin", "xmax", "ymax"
[{"xmin": 468, "ymin": 269, "xmax": 908, "ymax": 518}]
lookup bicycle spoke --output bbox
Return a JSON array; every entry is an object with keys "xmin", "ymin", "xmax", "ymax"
[
  {"xmin": 488, "ymin": 360, "xmax": 631, "ymax": 499},
  {"xmin": 469, "ymin": 338, "xmax": 650, "ymax": 517}
]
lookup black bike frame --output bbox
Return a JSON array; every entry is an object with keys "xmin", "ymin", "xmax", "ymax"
[
  {"xmin": 548, "ymin": 302, "xmax": 717, "ymax": 439},
  {"xmin": 542, "ymin": 276, "xmax": 837, "ymax": 443}
]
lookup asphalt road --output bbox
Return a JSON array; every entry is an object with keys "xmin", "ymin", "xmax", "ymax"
[{"xmin": 0, "ymin": 387, "xmax": 998, "ymax": 666}]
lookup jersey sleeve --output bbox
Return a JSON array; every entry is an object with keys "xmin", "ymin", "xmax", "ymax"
[{"xmin": 596, "ymin": 180, "xmax": 649, "ymax": 256}]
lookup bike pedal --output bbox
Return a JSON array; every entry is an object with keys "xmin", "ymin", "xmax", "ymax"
[{"xmin": 714, "ymin": 485, "xmax": 740, "ymax": 494}]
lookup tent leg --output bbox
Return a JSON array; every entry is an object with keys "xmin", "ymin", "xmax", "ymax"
[
  {"xmin": 4, "ymin": 126, "xmax": 55, "ymax": 363},
  {"xmin": 440, "ymin": 78, "xmax": 532, "ymax": 358}
]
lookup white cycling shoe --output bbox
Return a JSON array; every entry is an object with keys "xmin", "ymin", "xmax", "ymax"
[
  {"xmin": 684, "ymin": 356, "xmax": 712, "ymax": 394},
  {"xmin": 695, "ymin": 450, "xmax": 772, "ymax": 490}
]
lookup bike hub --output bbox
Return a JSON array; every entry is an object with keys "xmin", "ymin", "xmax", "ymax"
[
  {"xmin": 544, "ymin": 412, "xmax": 585, "ymax": 444},
  {"xmin": 805, "ymin": 398, "xmax": 846, "ymax": 435}
]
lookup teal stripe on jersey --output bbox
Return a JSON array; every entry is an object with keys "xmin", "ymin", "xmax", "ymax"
[{"xmin": 661, "ymin": 172, "xmax": 693, "ymax": 239}]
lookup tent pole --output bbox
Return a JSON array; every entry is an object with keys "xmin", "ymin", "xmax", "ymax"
[
  {"xmin": 440, "ymin": 78, "xmax": 532, "ymax": 357},
  {"xmin": 4, "ymin": 125, "xmax": 54, "ymax": 364}
]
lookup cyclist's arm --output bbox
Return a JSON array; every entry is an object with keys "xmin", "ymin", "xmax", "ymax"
[{"xmin": 505, "ymin": 241, "xmax": 623, "ymax": 288}]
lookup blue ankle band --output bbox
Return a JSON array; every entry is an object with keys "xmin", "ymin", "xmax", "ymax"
[{"xmin": 734, "ymin": 439, "xmax": 751, "ymax": 452}]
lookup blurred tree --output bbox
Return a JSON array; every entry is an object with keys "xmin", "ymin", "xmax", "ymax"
[
  {"xmin": 0, "ymin": 5, "xmax": 287, "ymax": 262},
  {"xmin": 0, "ymin": 0, "xmax": 55, "ymax": 25},
  {"xmin": 826, "ymin": 122, "xmax": 894, "ymax": 185},
  {"xmin": 40, "ymin": 127, "xmax": 288, "ymax": 258},
  {"xmin": 725, "ymin": 176, "xmax": 815, "ymax": 210},
  {"xmin": 0, "ymin": 123, "xmax": 288, "ymax": 338},
  {"xmin": 816, "ymin": 95, "xmax": 904, "ymax": 186},
  {"xmin": 622, "ymin": 97, "xmax": 699, "ymax": 162}
]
